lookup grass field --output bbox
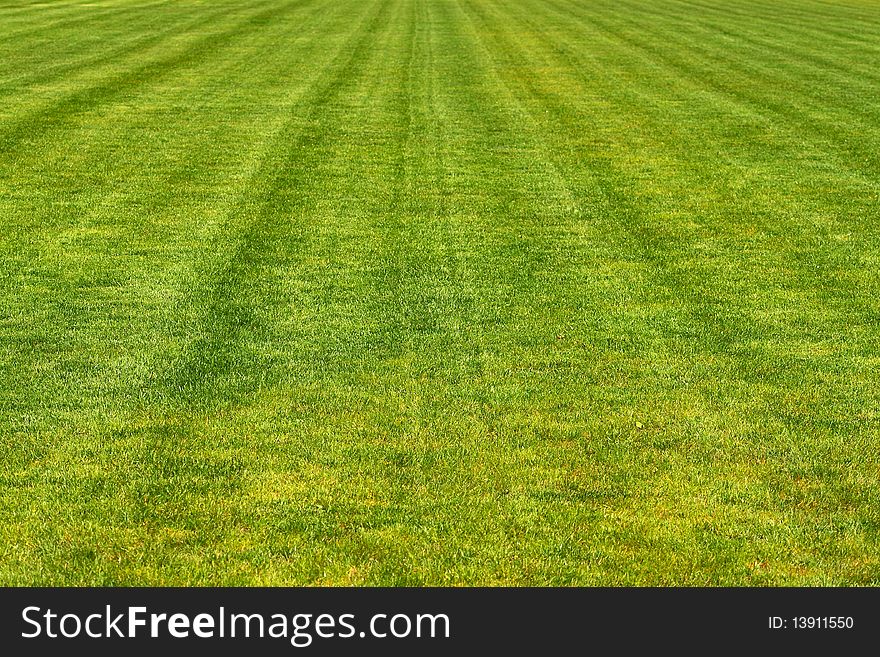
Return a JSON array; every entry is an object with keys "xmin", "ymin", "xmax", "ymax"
[{"xmin": 1, "ymin": 0, "xmax": 879, "ymax": 586}]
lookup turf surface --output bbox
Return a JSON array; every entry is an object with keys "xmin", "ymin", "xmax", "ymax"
[{"xmin": 1, "ymin": 0, "xmax": 879, "ymax": 585}]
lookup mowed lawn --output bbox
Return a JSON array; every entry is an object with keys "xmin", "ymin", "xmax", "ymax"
[{"xmin": 1, "ymin": 0, "xmax": 879, "ymax": 586}]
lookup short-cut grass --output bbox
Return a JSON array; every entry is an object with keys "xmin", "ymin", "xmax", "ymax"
[{"xmin": 1, "ymin": 0, "xmax": 878, "ymax": 585}]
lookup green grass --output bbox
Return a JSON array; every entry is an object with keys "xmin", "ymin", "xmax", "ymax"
[{"xmin": 1, "ymin": 0, "xmax": 878, "ymax": 586}]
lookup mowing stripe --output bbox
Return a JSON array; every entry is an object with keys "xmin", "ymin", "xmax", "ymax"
[
  {"xmin": 1, "ymin": 0, "xmax": 878, "ymax": 585},
  {"xmin": 0, "ymin": 1, "xmax": 257, "ymax": 96},
  {"xmin": 0, "ymin": 0, "xmax": 312, "ymax": 155},
  {"xmin": 0, "ymin": 0, "xmax": 172, "ymax": 42}
]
